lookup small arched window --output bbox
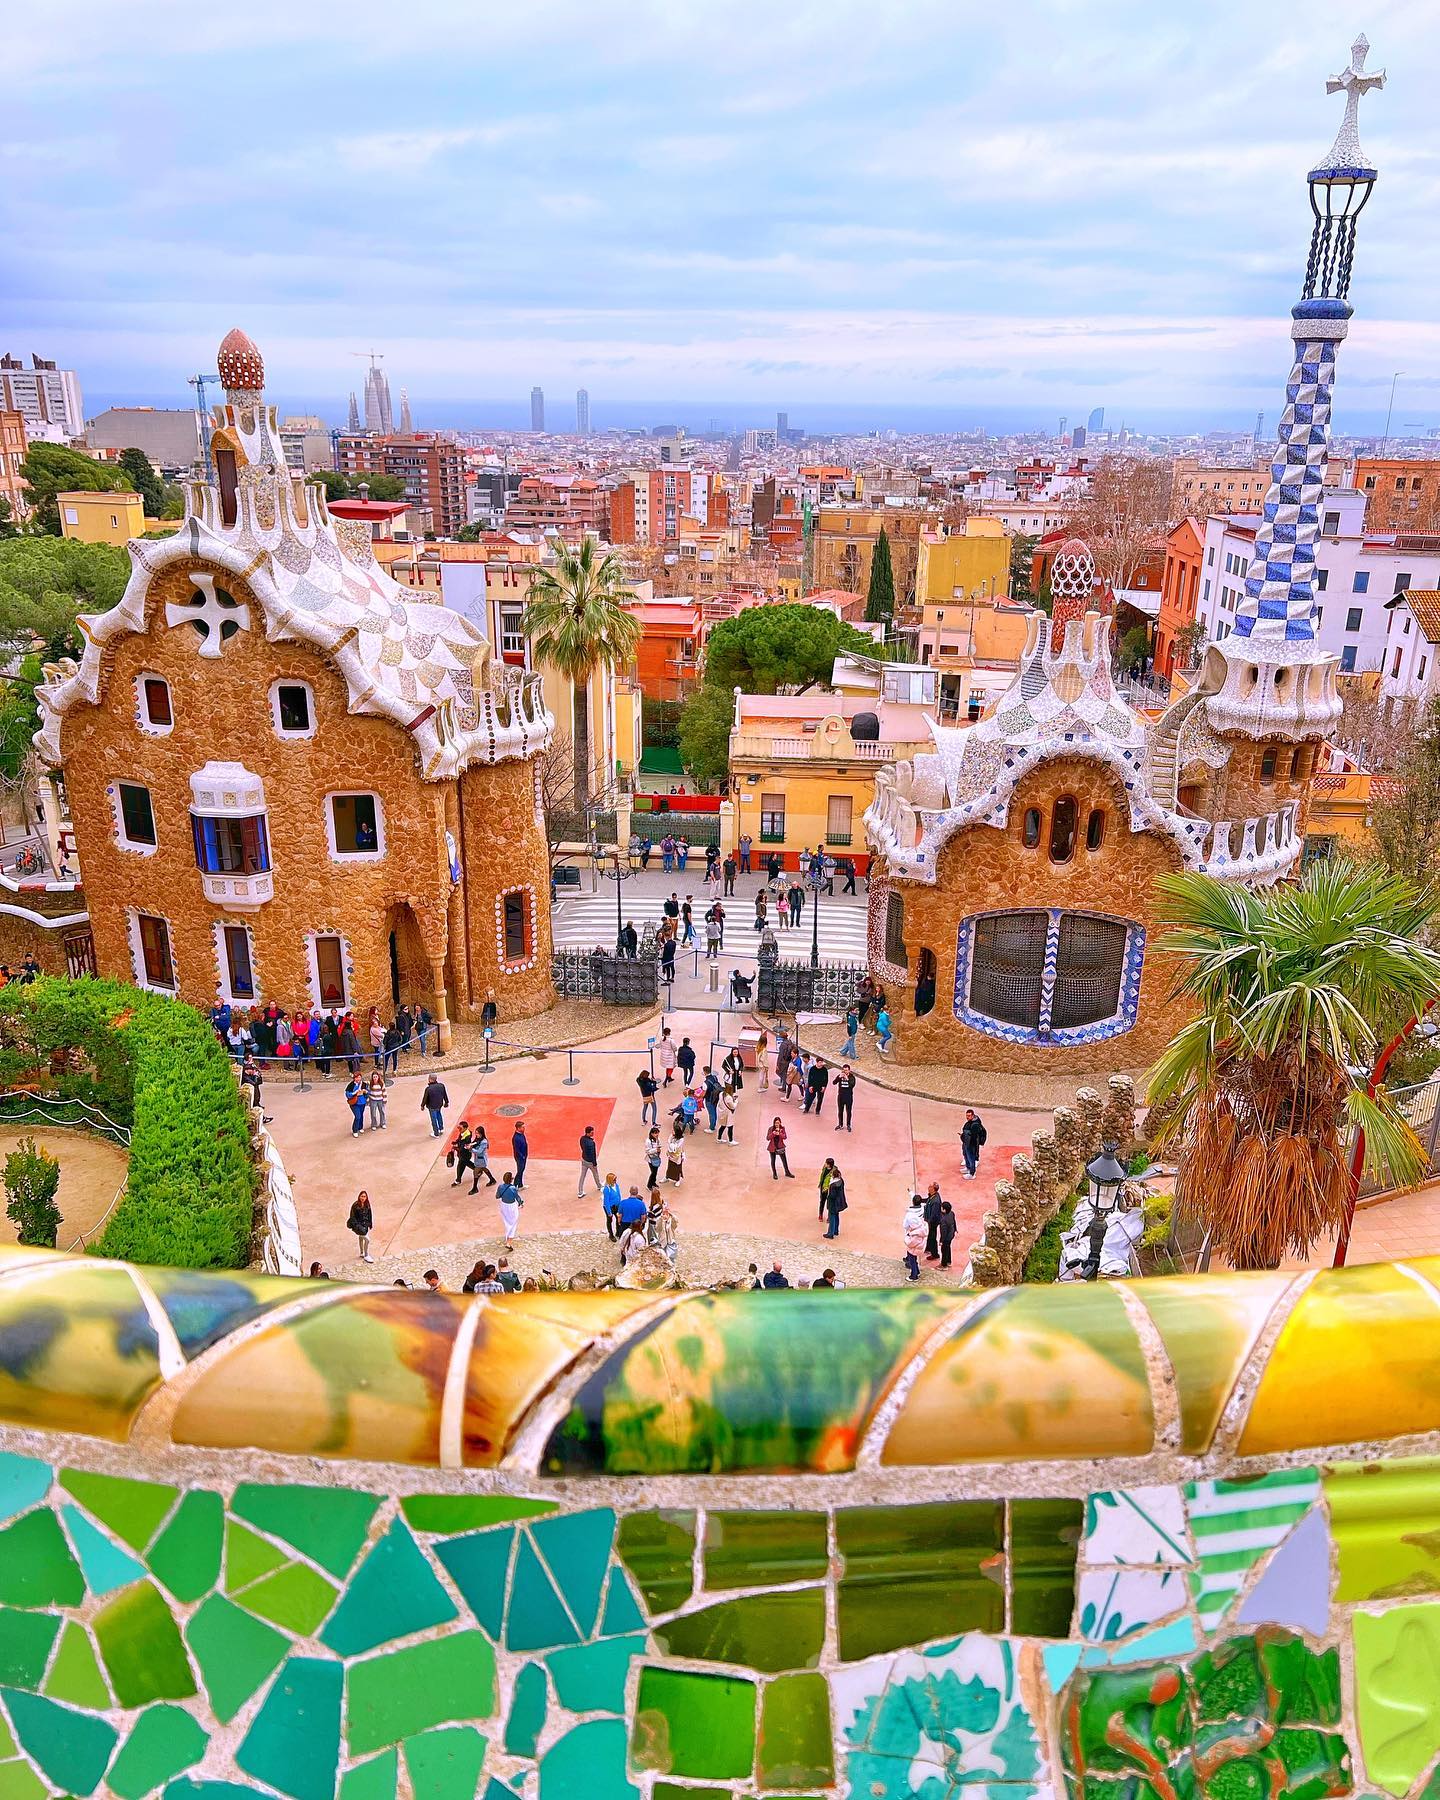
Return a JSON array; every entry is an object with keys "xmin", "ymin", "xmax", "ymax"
[
  {"xmin": 1022, "ymin": 807, "xmax": 1041, "ymax": 848},
  {"xmin": 914, "ymin": 948, "xmax": 937, "ymax": 1017},
  {"xmin": 215, "ymin": 446, "xmax": 238, "ymax": 527},
  {"xmin": 1049, "ymin": 796, "xmax": 1079, "ymax": 864},
  {"xmin": 1260, "ymin": 748, "xmax": 1277, "ymax": 784},
  {"xmin": 884, "ymin": 892, "xmax": 907, "ymax": 968},
  {"xmin": 1086, "ymin": 809, "xmax": 1106, "ymax": 852}
]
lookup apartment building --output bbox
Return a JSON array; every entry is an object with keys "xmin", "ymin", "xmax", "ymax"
[
  {"xmin": 335, "ymin": 432, "xmax": 467, "ymax": 536},
  {"xmin": 503, "ymin": 474, "xmax": 609, "ymax": 537},
  {"xmin": 0, "ymin": 354, "xmax": 83, "ymax": 441},
  {"xmin": 607, "ymin": 468, "xmax": 713, "ymax": 544},
  {"xmin": 0, "ymin": 411, "xmax": 27, "ymax": 522},
  {"xmin": 1155, "ymin": 518, "xmax": 1205, "ymax": 679},
  {"xmin": 1346, "ymin": 457, "xmax": 1440, "ymax": 532},
  {"xmin": 1171, "ymin": 456, "xmax": 1271, "ymax": 517}
]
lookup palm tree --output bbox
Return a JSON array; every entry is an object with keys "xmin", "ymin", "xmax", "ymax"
[
  {"xmin": 1147, "ymin": 859, "xmax": 1440, "ymax": 1270},
  {"xmin": 522, "ymin": 538, "xmax": 641, "ymax": 813}
]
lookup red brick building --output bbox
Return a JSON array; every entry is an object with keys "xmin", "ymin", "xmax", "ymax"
[
  {"xmin": 335, "ymin": 433, "xmax": 467, "ymax": 536},
  {"xmin": 1155, "ymin": 517, "xmax": 1204, "ymax": 680}
]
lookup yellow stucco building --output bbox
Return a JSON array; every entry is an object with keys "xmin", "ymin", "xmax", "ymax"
[
  {"xmin": 57, "ymin": 490, "xmax": 150, "ymax": 544},
  {"xmin": 914, "ymin": 518, "xmax": 1011, "ymax": 605}
]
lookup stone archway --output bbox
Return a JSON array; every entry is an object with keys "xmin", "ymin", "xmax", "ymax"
[{"xmin": 385, "ymin": 903, "xmax": 432, "ymax": 1012}]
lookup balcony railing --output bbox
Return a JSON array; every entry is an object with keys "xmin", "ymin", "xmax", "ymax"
[
  {"xmin": 731, "ymin": 734, "xmax": 899, "ymax": 763},
  {"xmin": 826, "ymin": 831, "xmax": 853, "ymax": 846}
]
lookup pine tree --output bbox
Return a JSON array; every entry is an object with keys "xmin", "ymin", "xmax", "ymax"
[
  {"xmin": 117, "ymin": 448, "xmax": 164, "ymax": 517},
  {"xmin": 866, "ymin": 527, "xmax": 895, "ymax": 625}
]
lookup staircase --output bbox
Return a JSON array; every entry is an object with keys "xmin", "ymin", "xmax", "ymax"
[{"xmin": 1147, "ymin": 686, "xmax": 1208, "ymax": 813}]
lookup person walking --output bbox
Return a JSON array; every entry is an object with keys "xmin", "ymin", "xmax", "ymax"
[
  {"xmin": 823, "ymin": 1165, "xmax": 847, "ymax": 1240},
  {"xmin": 923, "ymin": 1182, "xmax": 944, "ymax": 1261},
  {"xmin": 382, "ymin": 1020, "xmax": 401, "ymax": 1076},
  {"xmin": 804, "ymin": 1056, "xmax": 829, "ymax": 1116},
  {"xmin": 875, "ymin": 1005, "xmax": 894, "ymax": 1054},
  {"xmin": 577, "ymin": 1125, "xmax": 601, "ymax": 1197},
  {"xmin": 707, "ymin": 866, "xmax": 721, "ymax": 905},
  {"xmin": 961, "ymin": 1108, "xmax": 988, "ymax": 1179},
  {"xmin": 717, "ymin": 1080, "xmax": 738, "ymax": 1144},
  {"xmin": 839, "ymin": 855, "xmax": 858, "ymax": 895},
  {"xmin": 841, "ymin": 1004, "xmax": 859, "ymax": 1060},
  {"xmin": 644, "ymin": 1126, "xmax": 663, "ymax": 1192},
  {"xmin": 471, "ymin": 1125, "xmax": 497, "ymax": 1189},
  {"xmin": 511, "ymin": 1121, "xmax": 529, "ymax": 1189},
  {"xmin": 903, "ymin": 1195, "xmax": 927, "ymax": 1281},
  {"xmin": 420, "ymin": 1074, "xmax": 449, "ymax": 1137},
  {"xmin": 834, "ymin": 1062, "xmax": 856, "ymax": 1132},
  {"xmin": 680, "ymin": 898, "xmax": 695, "ymax": 945},
  {"xmin": 702, "ymin": 1066, "xmax": 721, "ymax": 1134},
  {"xmin": 705, "ymin": 913, "xmax": 722, "ymax": 960},
  {"xmin": 677, "ymin": 1036, "xmax": 696, "ymax": 1086},
  {"xmin": 767, "ymin": 1116, "xmax": 793, "ymax": 1180},
  {"xmin": 366, "ymin": 1068, "xmax": 388, "ymax": 1130},
  {"xmin": 774, "ymin": 1031, "xmax": 792, "ymax": 1095},
  {"xmin": 755, "ymin": 1027, "xmax": 770, "ymax": 1091},
  {"xmin": 776, "ymin": 888, "xmax": 789, "ymax": 931},
  {"xmin": 663, "ymin": 890, "xmax": 680, "ymax": 925},
  {"xmin": 344, "ymin": 1072, "xmax": 368, "ymax": 1136},
  {"xmin": 496, "ymin": 1173, "xmax": 522, "ymax": 1251},
  {"xmin": 664, "ymin": 1129, "xmax": 686, "ymax": 1185},
  {"xmin": 937, "ymin": 1200, "xmax": 958, "ymax": 1270},
  {"xmin": 636, "ymin": 1066, "xmax": 659, "ymax": 1124},
  {"xmin": 601, "ymin": 1172, "xmax": 623, "ymax": 1240},
  {"xmin": 346, "ymin": 1190, "xmax": 374, "ymax": 1264},
  {"xmin": 451, "ymin": 1122, "xmax": 476, "ymax": 1187},
  {"xmin": 620, "ymin": 920, "xmax": 638, "ymax": 959},
  {"xmin": 766, "ymin": 851, "xmax": 781, "ymax": 883},
  {"xmin": 659, "ymin": 1028, "xmax": 677, "ymax": 1088},
  {"xmin": 817, "ymin": 1157, "xmax": 837, "ymax": 1222},
  {"xmin": 723, "ymin": 852, "xmax": 737, "ymax": 896},
  {"xmin": 753, "ymin": 890, "xmax": 767, "ymax": 933}
]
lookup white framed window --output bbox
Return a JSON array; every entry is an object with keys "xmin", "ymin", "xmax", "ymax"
[
  {"xmin": 128, "ymin": 910, "xmax": 176, "ymax": 993},
  {"xmin": 495, "ymin": 886, "xmax": 538, "ymax": 972},
  {"xmin": 326, "ymin": 792, "xmax": 385, "ymax": 860},
  {"xmin": 308, "ymin": 932, "xmax": 349, "ymax": 1008},
  {"xmin": 113, "ymin": 781, "xmax": 158, "ymax": 853},
  {"xmin": 137, "ymin": 675, "xmax": 173, "ymax": 735},
  {"xmin": 271, "ymin": 680, "xmax": 316, "ymax": 738},
  {"xmin": 214, "ymin": 922, "xmax": 257, "ymax": 1004}
]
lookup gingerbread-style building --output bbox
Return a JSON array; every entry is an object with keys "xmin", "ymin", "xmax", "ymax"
[{"xmin": 34, "ymin": 331, "xmax": 555, "ymax": 1045}]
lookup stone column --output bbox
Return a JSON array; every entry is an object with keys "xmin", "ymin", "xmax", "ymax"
[{"xmin": 430, "ymin": 958, "xmax": 453, "ymax": 1053}]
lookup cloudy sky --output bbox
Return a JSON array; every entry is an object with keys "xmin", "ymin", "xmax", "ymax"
[{"xmin": 4, "ymin": 0, "xmax": 1436, "ymax": 430}]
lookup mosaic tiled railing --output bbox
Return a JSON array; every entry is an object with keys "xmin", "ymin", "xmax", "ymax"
[{"xmin": 1, "ymin": 1246, "xmax": 1439, "ymax": 1800}]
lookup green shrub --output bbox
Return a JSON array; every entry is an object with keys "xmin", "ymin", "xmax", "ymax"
[
  {"xmin": 1140, "ymin": 1190, "xmax": 1174, "ymax": 1249},
  {"xmin": 4, "ymin": 1138, "xmax": 61, "ymax": 1247},
  {"xmin": 1022, "ymin": 1191, "xmax": 1080, "ymax": 1283},
  {"xmin": 0, "ymin": 978, "xmax": 255, "ymax": 1268}
]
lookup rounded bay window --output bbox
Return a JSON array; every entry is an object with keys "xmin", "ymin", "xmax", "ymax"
[
  {"xmin": 956, "ymin": 908, "xmax": 1144, "ymax": 1044},
  {"xmin": 190, "ymin": 761, "xmax": 273, "ymax": 910}
]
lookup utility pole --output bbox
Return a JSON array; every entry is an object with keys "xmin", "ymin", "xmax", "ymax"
[{"xmin": 1382, "ymin": 372, "xmax": 1404, "ymax": 454}]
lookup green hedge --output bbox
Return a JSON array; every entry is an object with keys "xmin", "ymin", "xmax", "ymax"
[
  {"xmin": 0, "ymin": 978, "xmax": 256, "ymax": 1268},
  {"xmin": 1022, "ymin": 1192, "xmax": 1080, "ymax": 1284}
]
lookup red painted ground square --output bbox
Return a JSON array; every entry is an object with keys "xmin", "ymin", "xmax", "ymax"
[{"xmin": 452, "ymin": 1093, "xmax": 617, "ymax": 1161}]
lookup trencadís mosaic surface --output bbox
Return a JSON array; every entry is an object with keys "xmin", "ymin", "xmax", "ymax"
[{"xmin": 0, "ymin": 1248, "xmax": 1438, "ymax": 1800}]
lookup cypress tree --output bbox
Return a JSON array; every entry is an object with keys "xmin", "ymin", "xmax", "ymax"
[{"xmin": 866, "ymin": 527, "xmax": 895, "ymax": 625}]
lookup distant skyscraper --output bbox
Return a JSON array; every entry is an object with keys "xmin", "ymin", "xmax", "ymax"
[
  {"xmin": 576, "ymin": 388, "xmax": 590, "ymax": 435},
  {"xmin": 347, "ymin": 391, "xmax": 360, "ymax": 433},
  {"xmin": 531, "ymin": 387, "xmax": 545, "ymax": 433},
  {"xmin": 1087, "ymin": 406, "xmax": 1105, "ymax": 433},
  {"xmin": 777, "ymin": 410, "xmax": 788, "ymax": 438},
  {"xmin": 1072, "ymin": 425, "xmax": 1087, "ymax": 449},
  {"xmin": 399, "ymin": 389, "xmax": 413, "ymax": 434}
]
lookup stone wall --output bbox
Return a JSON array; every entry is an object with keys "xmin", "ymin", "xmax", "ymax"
[
  {"xmin": 879, "ymin": 756, "xmax": 1191, "ymax": 1074},
  {"xmin": 1211, "ymin": 735, "xmax": 1315, "ymax": 832},
  {"xmin": 55, "ymin": 560, "xmax": 553, "ymax": 1024},
  {"xmin": 0, "ymin": 1245, "xmax": 1434, "ymax": 1800},
  {"xmin": 0, "ymin": 909, "xmax": 82, "ymax": 978}
]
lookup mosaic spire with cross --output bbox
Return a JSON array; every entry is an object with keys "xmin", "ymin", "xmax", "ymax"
[{"xmin": 1230, "ymin": 35, "xmax": 1385, "ymax": 653}]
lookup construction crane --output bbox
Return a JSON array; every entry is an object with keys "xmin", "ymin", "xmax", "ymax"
[{"xmin": 188, "ymin": 373, "xmax": 219, "ymax": 481}]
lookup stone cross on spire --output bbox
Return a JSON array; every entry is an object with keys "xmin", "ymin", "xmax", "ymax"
[{"xmin": 1318, "ymin": 34, "xmax": 1385, "ymax": 173}]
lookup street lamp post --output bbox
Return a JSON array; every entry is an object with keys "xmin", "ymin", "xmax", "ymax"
[
  {"xmin": 1080, "ymin": 1141, "xmax": 1128, "ymax": 1281},
  {"xmin": 603, "ymin": 847, "xmax": 636, "ymax": 954},
  {"xmin": 808, "ymin": 850, "xmax": 836, "ymax": 971}
]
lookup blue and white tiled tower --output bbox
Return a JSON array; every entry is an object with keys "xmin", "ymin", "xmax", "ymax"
[{"xmin": 1204, "ymin": 35, "xmax": 1384, "ymax": 742}]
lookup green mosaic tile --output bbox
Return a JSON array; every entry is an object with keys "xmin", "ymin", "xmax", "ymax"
[
  {"xmin": 0, "ymin": 1454, "xmax": 51, "ymax": 1524},
  {"xmin": 503, "ymin": 1660, "xmax": 547, "ymax": 1757},
  {"xmin": 240, "ymin": 1563, "xmax": 339, "ymax": 1636},
  {"xmin": 0, "ymin": 1758, "xmax": 46, "ymax": 1800},
  {"xmin": 654, "ymin": 1590, "xmax": 825, "ymax": 1672},
  {"xmin": 94, "ymin": 1579, "xmax": 197, "ymax": 1706},
  {"xmin": 231, "ymin": 1484, "xmax": 380, "ymax": 1579},
  {"xmin": 1326, "ymin": 1457, "xmax": 1440, "ymax": 1601},
  {"xmin": 185, "ymin": 1595, "xmax": 291, "ymax": 1724},
  {"xmin": 402, "ymin": 1726, "xmax": 487, "ymax": 1800},
  {"xmin": 225, "ymin": 1521, "xmax": 289, "ymax": 1590},
  {"xmin": 434, "ymin": 1528, "xmax": 513, "ymax": 1639},
  {"xmin": 339, "ymin": 1750, "xmax": 397, "ymax": 1800},
  {"xmin": 165, "ymin": 1782, "xmax": 283, "ymax": 1800},
  {"xmin": 652, "ymin": 1789, "xmax": 729, "ymax": 1800},
  {"xmin": 322, "ymin": 1521, "xmax": 455, "ymax": 1656},
  {"xmin": 346, "ymin": 1632, "xmax": 498, "ymax": 1756},
  {"xmin": 43, "ymin": 1621, "xmax": 109, "ymax": 1708},
  {"xmin": 633, "ymin": 1666, "xmax": 756, "ymax": 1780},
  {"xmin": 757, "ymin": 1672, "xmax": 834, "ymax": 1789},
  {"xmin": 1354, "ymin": 1604, "xmax": 1440, "ymax": 1796},
  {"xmin": 482, "ymin": 1782, "xmax": 520, "ymax": 1800},
  {"xmin": 62, "ymin": 1504, "xmax": 146, "ymax": 1595},
  {"xmin": 835, "ymin": 1500, "xmax": 1004, "ymax": 1659},
  {"xmin": 59, "ymin": 1471, "xmax": 176, "ymax": 1550},
  {"xmin": 531, "ymin": 1510, "xmax": 616, "ymax": 1635},
  {"xmin": 601, "ymin": 1568, "xmax": 647, "ymax": 1635},
  {"xmin": 547, "ymin": 1635, "xmax": 646, "ymax": 1714},
  {"xmin": 0, "ymin": 1703, "xmax": 15, "ymax": 1757},
  {"xmin": 0, "ymin": 1508, "xmax": 83, "ymax": 1606},
  {"xmin": 0, "ymin": 1610, "xmax": 58, "ymax": 1690},
  {"xmin": 506, "ymin": 1533, "xmax": 581, "ymax": 1652},
  {"xmin": 237, "ymin": 1656, "xmax": 342, "ymax": 1800},
  {"xmin": 108, "ymin": 1705, "xmax": 209, "ymax": 1800},
  {"xmin": 400, "ymin": 1496, "xmax": 558, "ymax": 1533},
  {"xmin": 1010, "ymin": 1497, "xmax": 1083, "ymax": 1636},
  {"xmin": 615, "ymin": 1510, "xmax": 695, "ymax": 1614},
  {"xmin": 540, "ymin": 1718, "xmax": 637, "ymax": 1799},
  {"xmin": 147, "ymin": 1491, "xmax": 223, "ymax": 1602},
  {"xmin": 703, "ymin": 1508, "xmax": 828, "ymax": 1591},
  {"xmin": 0, "ymin": 1687, "xmax": 118, "ymax": 1796}
]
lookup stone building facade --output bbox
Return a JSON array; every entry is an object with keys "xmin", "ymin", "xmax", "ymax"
[{"xmin": 34, "ymin": 331, "xmax": 555, "ymax": 1045}]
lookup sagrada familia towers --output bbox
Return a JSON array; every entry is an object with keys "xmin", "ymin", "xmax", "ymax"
[{"xmin": 865, "ymin": 37, "xmax": 1385, "ymax": 1074}]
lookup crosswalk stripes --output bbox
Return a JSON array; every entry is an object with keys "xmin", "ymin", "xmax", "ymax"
[{"xmin": 551, "ymin": 890, "xmax": 869, "ymax": 960}]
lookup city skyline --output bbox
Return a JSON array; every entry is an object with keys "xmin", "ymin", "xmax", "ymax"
[{"xmin": 4, "ymin": 2, "xmax": 1438, "ymax": 423}]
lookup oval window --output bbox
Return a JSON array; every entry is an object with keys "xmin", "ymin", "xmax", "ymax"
[
  {"xmin": 1049, "ymin": 796, "xmax": 1079, "ymax": 864},
  {"xmin": 1086, "ymin": 809, "xmax": 1106, "ymax": 852},
  {"xmin": 1022, "ymin": 807, "xmax": 1041, "ymax": 848}
]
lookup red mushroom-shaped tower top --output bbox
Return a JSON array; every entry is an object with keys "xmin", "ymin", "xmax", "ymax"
[{"xmin": 216, "ymin": 328, "xmax": 265, "ymax": 395}]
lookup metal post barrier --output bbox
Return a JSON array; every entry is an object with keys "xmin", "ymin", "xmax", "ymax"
[{"xmin": 563, "ymin": 1050, "xmax": 580, "ymax": 1087}]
